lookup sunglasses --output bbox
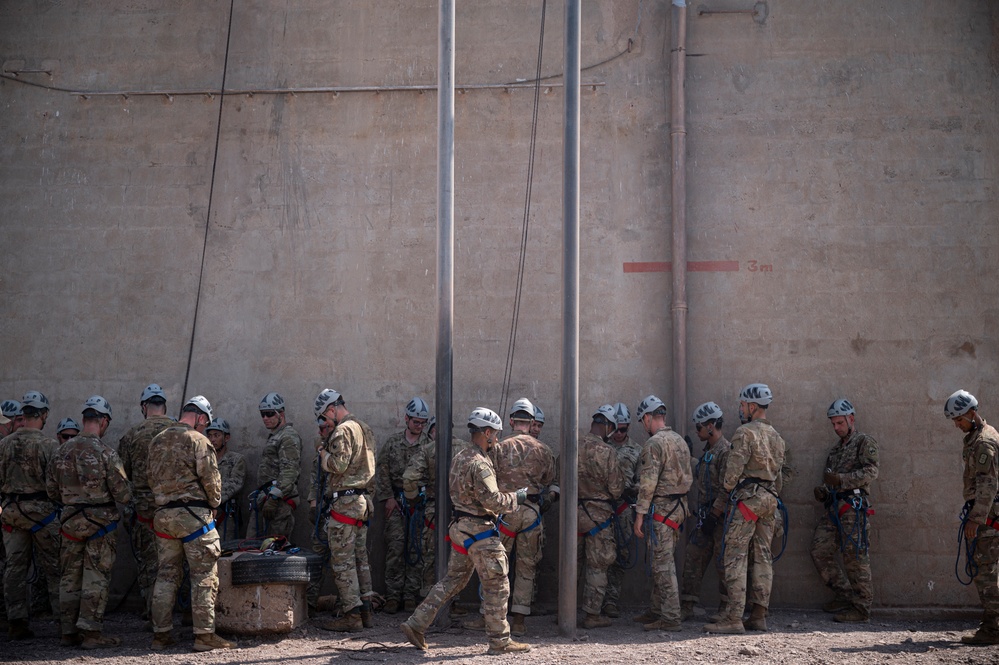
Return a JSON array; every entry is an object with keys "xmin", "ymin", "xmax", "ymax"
[
  {"xmin": 615, "ymin": 427, "xmax": 629, "ymax": 434},
  {"xmin": 58, "ymin": 433, "xmax": 77, "ymax": 442},
  {"xmin": 261, "ymin": 410, "xmax": 278, "ymax": 418}
]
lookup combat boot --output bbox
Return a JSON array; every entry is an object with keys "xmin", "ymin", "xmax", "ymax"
[
  {"xmin": 151, "ymin": 631, "xmax": 176, "ymax": 650},
  {"xmin": 462, "ymin": 614, "xmax": 486, "ymax": 631},
  {"xmin": 510, "ymin": 612, "xmax": 527, "ymax": 636},
  {"xmin": 316, "ymin": 609, "xmax": 363, "ymax": 633},
  {"xmin": 581, "ymin": 613, "xmax": 612, "ymax": 629},
  {"xmin": 193, "ymin": 632, "xmax": 235, "ymax": 652},
  {"xmin": 360, "ymin": 601, "xmax": 374, "ymax": 628},
  {"xmin": 631, "ymin": 608, "xmax": 660, "ymax": 624},
  {"xmin": 703, "ymin": 617, "xmax": 746, "ymax": 634},
  {"xmin": 487, "ymin": 639, "xmax": 531, "ymax": 655},
  {"xmin": 80, "ymin": 630, "xmax": 122, "ymax": 649},
  {"xmin": 822, "ymin": 596, "xmax": 852, "ymax": 613},
  {"xmin": 451, "ymin": 603, "xmax": 468, "ymax": 616},
  {"xmin": 602, "ymin": 603, "xmax": 620, "ymax": 618},
  {"xmin": 961, "ymin": 627, "xmax": 999, "ymax": 645},
  {"xmin": 8, "ymin": 619, "xmax": 34, "ymax": 640},
  {"xmin": 403, "ymin": 597, "xmax": 417, "ymax": 612},
  {"xmin": 383, "ymin": 598, "xmax": 401, "ymax": 614},
  {"xmin": 743, "ymin": 604, "xmax": 767, "ymax": 631},
  {"xmin": 680, "ymin": 601, "xmax": 696, "ymax": 621},
  {"xmin": 61, "ymin": 632, "xmax": 83, "ymax": 647},
  {"xmin": 400, "ymin": 621, "xmax": 428, "ymax": 651},
  {"xmin": 643, "ymin": 619, "xmax": 683, "ymax": 632},
  {"xmin": 833, "ymin": 607, "xmax": 870, "ymax": 624}
]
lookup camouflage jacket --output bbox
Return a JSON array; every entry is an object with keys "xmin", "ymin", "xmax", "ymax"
[
  {"xmin": 257, "ymin": 424, "xmax": 302, "ymax": 498},
  {"xmin": 823, "ymin": 430, "xmax": 879, "ymax": 495},
  {"xmin": 148, "ymin": 423, "xmax": 221, "ymax": 508},
  {"xmin": 449, "ymin": 444, "xmax": 518, "ymax": 518},
  {"xmin": 692, "ymin": 436, "xmax": 731, "ymax": 514},
  {"xmin": 46, "ymin": 434, "xmax": 131, "ymax": 528},
  {"xmin": 218, "ymin": 449, "xmax": 246, "ymax": 505},
  {"xmin": 716, "ymin": 418, "xmax": 786, "ymax": 511},
  {"xmin": 635, "ymin": 427, "xmax": 693, "ymax": 514},
  {"xmin": 321, "ymin": 414, "xmax": 376, "ymax": 494},
  {"xmin": 962, "ymin": 420, "xmax": 999, "ymax": 525},
  {"xmin": 578, "ymin": 433, "xmax": 624, "ymax": 502},
  {"xmin": 613, "ymin": 436, "xmax": 643, "ymax": 498},
  {"xmin": 117, "ymin": 415, "xmax": 176, "ymax": 516},
  {"xmin": 0, "ymin": 427, "xmax": 59, "ymax": 525},
  {"xmin": 489, "ymin": 433, "xmax": 559, "ymax": 494},
  {"xmin": 402, "ymin": 436, "xmax": 468, "ymax": 500},
  {"xmin": 375, "ymin": 430, "xmax": 429, "ymax": 501}
]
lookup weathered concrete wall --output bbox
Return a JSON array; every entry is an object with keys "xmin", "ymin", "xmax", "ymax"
[{"xmin": 1, "ymin": 0, "xmax": 997, "ymax": 612}]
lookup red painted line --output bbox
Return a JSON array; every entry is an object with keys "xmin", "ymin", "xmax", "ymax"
[{"xmin": 623, "ymin": 261, "xmax": 739, "ymax": 273}]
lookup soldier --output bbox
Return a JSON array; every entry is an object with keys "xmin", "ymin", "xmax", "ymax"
[
  {"xmin": 46, "ymin": 395, "xmax": 131, "ymax": 649},
  {"xmin": 703, "ymin": 383, "xmax": 786, "ymax": 634},
  {"xmin": 147, "ymin": 395, "xmax": 233, "ymax": 652},
  {"xmin": 400, "ymin": 408, "xmax": 531, "ymax": 655},
  {"xmin": 375, "ymin": 397, "xmax": 431, "ymax": 614},
  {"xmin": 577, "ymin": 404, "xmax": 625, "ymax": 629},
  {"xmin": 248, "ymin": 392, "xmax": 302, "ymax": 539},
  {"xmin": 945, "ymin": 390, "xmax": 999, "ymax": 645},
  {"xmin": 631, "ymin": 395, "xmax": 693, "ymax": 632},
  {"xmin": 313, "ymin": 388, "xmax": 376, "ymax": 632},
  {"xmin": 603, "ymin": 402, "xmax": 641, "ymax": 618},
  {"xmin": 680, "ymin": 402, "xmax": 731, "ymax": 621},
  {"xmin": 307, "ymin": 416, "xmax": 333, "ymax": 616},
  {"xmin": 810, "ymin": 399, "xmax": 879, "ymax": 624},
  {"xmin": 1, "ymin": 400, "xmax": 23, "ymax": 437},
  {"xmin": 56, "ymin": 418, "xmax": 81, "ymax": 443},
  {"xmin": 117, "ymin": 383, "xmax": 175, "ymax": 621},
  {"xmin": 530, "ymin": 405, "xmax": 545, "ymax": 440},
  {"xmin": 206, "ymin": 418, "xmax": 246, "ymax": 541},
  {"xmin": 0, "ymin": 391, "xmax": 61, "ymax": 640}
]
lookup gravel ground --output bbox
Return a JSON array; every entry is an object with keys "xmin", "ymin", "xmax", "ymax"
[{"xmin": 3, "ymin": 605, "xmax": 998, "ymax": 664}]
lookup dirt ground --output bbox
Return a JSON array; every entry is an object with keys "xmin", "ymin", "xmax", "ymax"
[{"xmin": 3, "ymin": 605, "xmax": 998, "ymax": 665}]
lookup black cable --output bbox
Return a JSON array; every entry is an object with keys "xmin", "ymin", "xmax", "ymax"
[
  {"xmin": 499, "ymin": 0, "xmax": 546, "ymax": 417},
  {"xmin": 181, "ymin": 0, "xmax": 235, "ymax": 403}
]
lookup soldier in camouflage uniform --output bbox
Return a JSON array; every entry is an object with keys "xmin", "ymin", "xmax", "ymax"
[
  {"xmin": 0, "ymin": 400, "xmax": 23, "ymax": 437},
  {"xmin": 46, "ymin": 395, "xmax": 132, "ymax": 649},
  {"xmin": 248, "ymin": 392, "xmax": 302, "ymax": 539},
  {"xmin": 631, "ymin": 395, "xmax": 693, "ymax": 632},
  {"xmin": 529, "ymin": 405, "xmax": 545, "ymax": 440},
  {"xmin": 603, "ymin": 402, "xmax": 641, "ymax": 618},
  {"xmin": 205, "ymin": 418, "xmax": 246, "ymax": 542},
  {"xmin": 704, "ymin": 383, "xmax": 786, "ymax": 635},
  {"xmin": 945, "ymin": 390, "xmax": 999, "ymax": 645},
  {"xmin": 0, "ymin": 391, "xmax": 61, "ymax": 639},
  {"xmin": 680, "ymin": 402, "xmax": 731, "ymax": 621},
  {"xmin": 400, "ymin": 407, "xmax": 531, "ymax": 655},
  {"xmin": 810, "ymin": 399, "xmax": 879, "ymax": 624},
  {"xmin": 148, "ymin": 396, "xmax": 233, "ymax": 652},
  {"xmin": 313, "ymin": 389, "xmax": 376, "ymax": 632},
  {"xmin": 117, "ymin": 383, "xmax": 175, "ymax": 620},
  {"xmin": 307, "ymin": 416, "xmax": 333, "ymax": 615},
  {"xmin": 577, "ymin": 405, "xmax": 624, "ymax": 629},
  {"xmin": 375, "ymin": 397, "xmax": 431, "ymax": 614}
]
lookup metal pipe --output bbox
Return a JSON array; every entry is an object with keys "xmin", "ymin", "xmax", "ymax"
[
  {"xmin": 558, "ymin": 0, "xmax": 581, "ymax": 639},
  {"xmin": 433, "ymin": 0, "xmax": 455, "ymax": 623},
  {"xmin": 670, "ymin": 2, "xmax": 688, "ymax": 437}
]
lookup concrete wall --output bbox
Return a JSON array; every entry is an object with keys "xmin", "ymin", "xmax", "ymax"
[{"xmin": 1, "ymin": 0, "xmax": 997, "ymax": 611}]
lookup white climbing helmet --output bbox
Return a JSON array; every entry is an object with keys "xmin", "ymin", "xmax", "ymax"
[
  {"xmin": 20, "ymin": 390, "xmax": 50, "ymax": 411},
  {"xmin": 468, "ymin": 407, "xmax": 503, "ymax": 431},
  {"xmin": 406, "ymin": 397, "xmax": 430, "ymax": 419},
  {"xmin": 593, "ymin": 404, "xmax": 617, "ymax": 424},
  {"xmin": 945, "ymin": 390, "xmax": 978, "ymax": 419},
  {"xmin": 739, "ymin": 383, "xmax": 773, "ymax": 406},
  {"xmin": 56, "ymin": 418, "xmax": 81, "ymax": 434},
  {"xmin": 206, "ymin": 418, "xmax": 230, "ymax": 434},
  {"xmin": 141, "ymin": 383, "xmax": 166, "ymax": 403},
  {"xmin": 691, "ymin": 401, "xmax": 723, "ymax": 424},
  {"xmin": 510, "ymin": 397, "xmax": 536, "ymax": 419},
  {"xmin": 259, "ymin": 392, "xmax": 285, "ymax": 412},
  {"xmin": 614, "ymin": 402, "xmax": 631, "ymax": 425},
  {"xmin": 314, "ymin": 389, "xmax": 342, "ymax": 417},
  {"xmin": 534, "ymin": 406, "xmax": 545, "ymax": 423},
  {"xmin": 184, "ymin": 395, "xmax": 213, "ymax": 421},
  {"xmin": 636, "ymin": 395, "xmax": 666, "ymax": 420},
  {"xmin": 83, "ymin": 395, "xmax": 113, "ymax": 419},
  {"xmin": 827, "ymin": 399, "xmax": 855, "ymax": 418},
  {"xmin": 1, "ymin": 400, "xmax": 22, "ymax": 418}
]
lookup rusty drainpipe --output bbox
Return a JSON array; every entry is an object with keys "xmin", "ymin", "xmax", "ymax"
[{"xmin": 670, "ymin": 1, "xmax": 688, "ymax": 437}]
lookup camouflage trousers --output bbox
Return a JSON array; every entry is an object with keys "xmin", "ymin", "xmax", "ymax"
[
  {"xmin": 247, "ymin": 495, "xmax": 295, "ymax": 539},
  {"xmin": 604, "ymin": 507, "xmax": 633, "ymax": 609},
  {"xmin": 577, "ymin": 503, "xmax": 616, "ymax": 616},
  {"xmin": 810, "ymin": 504, "xmax": 872, "ymax": 613},
  {"xmin": 59, "ymin": 514, "xmax": 118, "ymax": 635},
  {"xmin": 647, "ymin": 512, "xmax": 682, "ymax": 623},
  {"xmin": 499, "ymin": 501, "xmax": 544, "ymax": 615},
  {"xmin": 972, "ymin": 531, "xmax": 999, "ymax": 627},
  {"xmin": 420, "ymin": 500, "xmax": 438, "ymax": 597},
  {"xmin": 719, "ymin": 490, "xmax": 777, "ymax": 621},
  {"xmin": 383, "ymin": 503, "xmax": 423, "ymax": 603},
  {"xmin": 151, "ymin": 507, "xmax": 221, "ymax": 635},
  {"xmin": 681, "ymin": 519, "xmax": 726, "ymax": 607},
  {"xmin": 308, "ymin": 513, "xmax": 330, "ymax": 608},
  {"xmin": 326, "ymin": 496, "xmax": 371, "ymax": 612},
  {"xmin": 406, "ymin": 518, "xmax": 511, "ymax": 649},
  {"xmin": 2, "ymin": 501, "xmax": 61, "ymax": 621},
  {"xmin": 0, "ymin": 537, "xmax": 5, "ymax": 620},
  {"xmin": 131, "ymin": 514, "xmax": 158, "ymax": 616}
]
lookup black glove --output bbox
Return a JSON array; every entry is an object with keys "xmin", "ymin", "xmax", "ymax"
[
  {"xmin": 813, "ymin": 485, "xmax": 830, "ymax": 503},
  {"xmin": 700, "ymin": 512, "xmax": 718, "ymax": 536}
]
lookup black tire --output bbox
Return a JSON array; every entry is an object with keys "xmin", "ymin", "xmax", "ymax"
[
  {"xmin": 230, "ymin": 553, "xmax": 311, "ymax": 585},
  {"xmin": 301, "ymin": 552, "xmax": 325, "ymax": 582}
]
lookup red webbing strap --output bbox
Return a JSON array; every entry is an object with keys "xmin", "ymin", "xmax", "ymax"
[
  {"xmin": 651, "ymin": 512, "xmax": 681, "ymax": 530},
  {"xmin": 445, "ymin": 534, "xmax": 467, "ymax": 555},
  {"xmin": 329, "ymin": 509, "xmax": 366, "ymax": 528},
  {"xmin": 736, "ymin": 501, "xmax": 759, "ymax": 523},
  {"xmin": 60, "ymin": 530, "xmax": 84, "ymax": 542},
  {"xmin": 497, "ymin": 523, "xmax": 518, "ymax": 539}
]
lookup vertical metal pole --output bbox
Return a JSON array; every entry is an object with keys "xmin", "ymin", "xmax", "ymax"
[
  {"xmin": 558, "ymin": 0, "xmax": 580, "ymax": 639},
  {"xmin": 670, "ymin": 1, "xmax": 688, "ymax": 437},
  {"xmin": 434, "ymin": 0, "xmax": 455, "ymax": 610}
]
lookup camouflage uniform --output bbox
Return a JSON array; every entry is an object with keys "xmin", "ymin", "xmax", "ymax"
[
  {"xmin": 375, "ymin": 430, "xmax": 429, "ymax": 605},
  {"xmin": 118, "ymin": 415, "xmax": 175, "ymax": 616},
  {"xmin": 0, "ymin": 428, "xmax": 61, "ymax": 621},
  {"xmin": 248, "ymin": 424, "xmax": 301, "ymax": 539},
  {"xmin": 403, "ymin": 444, "xmax": 520, "ymax": 651},
  {"xmin": 147, "ymin": 423, "xmax": 222, "ymax": 635},
  {"xmin": 604, "ymin": 436, "xmax": 641, "ymax": 612},
  {"xmin": 46, "ymin": 434, "xmax": 131, "ymax": 637},
  {"xmin": 490, "ymin": 433, "xmax": 558, "ymax": 616},
  {"xmin": 712, "ymin": 419, "xmax": 786, "ymax": 622},
  {"xmin": 809, "ymin": 430, "xmax": 879, "ymax": 615},
  {"xmin": 681, "ymin": 436, "xmax": 731, "ymax": 608},
  {"xmin": 321, "ymin": 415, "xmax": 376, "ymax": 613},
  {"xmin": 402, "ymin": 437, "xmax": 468, "ymax": 597},
  {"xmin": 635, "ymin": 426, "xmax": 693, "ymax": 624},
  {"xmin": 961, "ymin": 420, "xmax": 999, "ymax": 631},
  {"xmin": 576, "ymin": 433, "xmax": 624, "ymax": 616},
  {"xmin": 216, "ymin": 449, "xmax": 246, "ymax": 541},
  {"xmin": 307, "ymin": 442, "xmax": 331, "ymax": 609}
]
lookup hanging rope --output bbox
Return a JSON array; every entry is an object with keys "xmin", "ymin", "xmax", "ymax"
[{"xmin": 498, "ymin": 0, "xmax": 547, "ymax": 418}]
